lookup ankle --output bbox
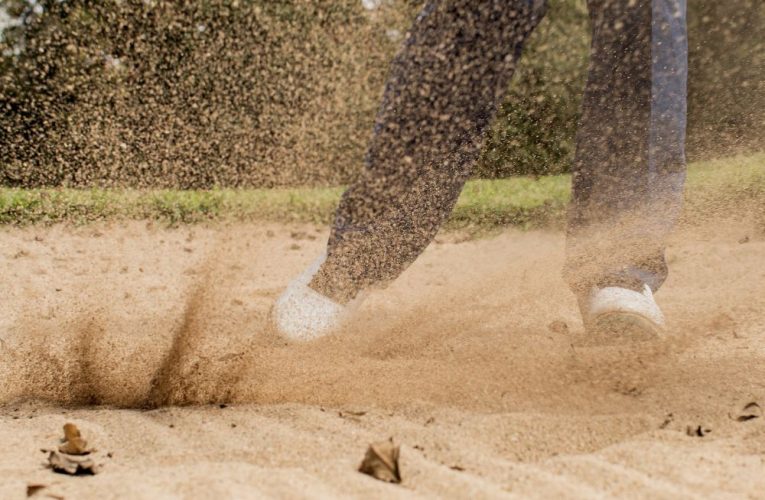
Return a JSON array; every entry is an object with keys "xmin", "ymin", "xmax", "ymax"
[{"xmin": 308, "ymin": 269, "xmax": 360, "ymax": 305}]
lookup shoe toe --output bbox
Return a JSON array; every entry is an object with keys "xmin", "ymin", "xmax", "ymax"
[
  {"xmin": 272, "ymin": 281, "xmax": 345, "ymax": 342},
  {"xmin": 590, "ymin": 311, "xmax": 663, "ymax": 343},
  {"xmin": 585, "ymin": 285, "xmax": 665, "ymax": 342}
]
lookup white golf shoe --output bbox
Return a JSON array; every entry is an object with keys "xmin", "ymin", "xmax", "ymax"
[
  {"xmin": 582, "ymin": 284, "xmax": 665, "ymax": 341},
  {"xmin": 271, "ymin": 254, "xmax": 362, "ymax": 342}
]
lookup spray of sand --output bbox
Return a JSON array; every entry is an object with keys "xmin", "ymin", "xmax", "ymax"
[{"xmin": 0, "ymin": 198, "xmax": 762, "ymax": 413}]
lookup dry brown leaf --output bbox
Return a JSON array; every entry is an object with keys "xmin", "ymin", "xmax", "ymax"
[
  {"xmin": 47, "ymin": 450, "xmax": 100, "ymax": 475},
  {"xmin": 58, "ymin": 423, "xmax": 92, "ymax": 455},
  {"xmin": 44, "ymin": 423, "xmax": 101, "ymax": 475},
  {"xmin": 358, "ymin": 438, "xmax": 401, "ymax": 484}
]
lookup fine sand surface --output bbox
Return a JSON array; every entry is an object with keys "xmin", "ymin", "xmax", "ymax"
[{"xmin": 1, "ymin": 218, "xmax": 764, "ymax": 498}]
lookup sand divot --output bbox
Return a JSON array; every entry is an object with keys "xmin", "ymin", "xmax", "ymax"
[
  {"xmin": 562, "ymin": 339, "xmax": 678, "ymax": 397},
  {"xmin": 147, "ymin": 276, "xmax": 245, "ymax": 407},
  {"xmin": 146, "ymin": 241, "xmax": 274, "ymax": 408}
]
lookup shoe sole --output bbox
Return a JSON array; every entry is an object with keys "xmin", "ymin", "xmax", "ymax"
[{"xmin": 590, "ymin": 311, "xmax": 663, "ymax": 344}]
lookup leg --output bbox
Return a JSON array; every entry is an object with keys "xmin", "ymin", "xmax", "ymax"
[
  {"xmin": 565, "ymin": 0, "xmax": 688, "ymax": 294},
  {"xmin": 310, "ymin": 0, "xmax": 546, "ymax": 303}
]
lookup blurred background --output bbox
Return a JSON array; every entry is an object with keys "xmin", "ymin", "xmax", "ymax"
[{"xmin": 0, "ymin": 0, "xmax": 762, "ymax": 189}]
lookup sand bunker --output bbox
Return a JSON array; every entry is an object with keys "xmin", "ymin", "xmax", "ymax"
[{"xmin": 1, "ymin": 218, "xmax": 764, "ymax": 497}]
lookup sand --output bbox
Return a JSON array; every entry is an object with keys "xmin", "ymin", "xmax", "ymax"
[{"xmin": 1, "ymin": 218, "xmax": 764, "ymax": 498}]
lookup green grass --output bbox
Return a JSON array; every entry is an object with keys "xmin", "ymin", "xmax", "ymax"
[{"xmin": 0, "ymin": 153, "xmax": 762, "ymax": 228}]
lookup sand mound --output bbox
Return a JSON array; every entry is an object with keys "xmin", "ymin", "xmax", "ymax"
[{"xmin": 1, "ymin": 218, "xmax": 764, "ymax": 497}]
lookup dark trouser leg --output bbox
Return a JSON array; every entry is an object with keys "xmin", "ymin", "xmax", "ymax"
[
  {"xmin": 565, "ymin": 0, "xmax": 688, "ymax": 294},
  {"xmin": 311, "ymin": 0, "xmax": 546, "ymax": 303}
]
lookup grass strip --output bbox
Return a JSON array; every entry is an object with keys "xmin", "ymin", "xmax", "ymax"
[{"xmin": 0, "ymin": 153, "xmax": 761, "ymax": 228}]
